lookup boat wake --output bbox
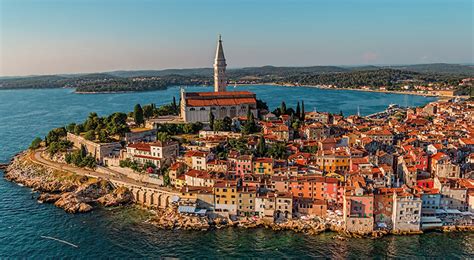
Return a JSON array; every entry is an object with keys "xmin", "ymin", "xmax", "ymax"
[{"xmin": 41, "ymin": 236, "xmax": 79, "ymax": 248}]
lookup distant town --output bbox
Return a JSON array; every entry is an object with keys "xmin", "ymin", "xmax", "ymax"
[{"xmin": 5, "ymin": 36, "xmax": 474, "ymax": 237}]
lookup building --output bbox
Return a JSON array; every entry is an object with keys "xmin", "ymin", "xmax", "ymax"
[
  {"xmin": 126, "ymin": 141, "xmax": 179, "ymax": 168},
  {"xmin": 392, "ymin": 192, "xmax": 422, "ymax": 232},
  {"xmin": 343, "ymin": 192, "xmax": 374, "ymax": 233},
  {"xmin": 237, "ymin": 186, "xmax": 257, "ymax": 216},
  {"xmin": 253, "ymin": 158, "xmax": 274, "ymax": 175},
  {"xmin": 67, "ymin": 132, "xmax": 122, "ymax": 163},
  {"xmin": 214, "ymin": 181, "xmax": 238, "ymax": 216},
  {"xmin": 180, "ymin": 36, "xmax": 257, "ymax": 123}
]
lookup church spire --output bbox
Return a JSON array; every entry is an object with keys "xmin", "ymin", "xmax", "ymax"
[{"xmin": 214, "ymin": 34, "xmax": 227, "ymax": 92}]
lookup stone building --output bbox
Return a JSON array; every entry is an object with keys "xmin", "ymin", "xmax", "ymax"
[
  {"xmin": 180, "ymin": 36, "xmax": 257, "ymax": 123},
  {"xmin": 67, "ymin": 133, "xmax": 122, "ymax": 163},
  {"xmin": 391, "ymin": 192, "xmax": 422, "ymax": 232}
]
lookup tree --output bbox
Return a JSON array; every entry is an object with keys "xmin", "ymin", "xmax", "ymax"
[
  {"xmin": 242, "ymin": 112, "xmax": 258, "ymax": 134},
  {"xmin": 292, "ymin": 119, "xmax": 301, "ymax": 131},
  {"xmin": 209, "ymin": 111, "xmax": 215, "ymax": 130},
  {"xmin": 74, "ymin": 124, "xmax": 84, "ymax": 135},
  {"xmin": 213, "ymin": 120, "xmax": 225, "ymax": 131},
  {"xmin": 106, "ymin": 112, "xmax": 129, "ymax": 136},
  {"xmin": 29, "ymin": 137, "xmax": 42, "ymax": 150},
  {"xmin": 256, "ymin": 136, "xmax": 267, "ymax": 156},
  {"xmin": 98, "ymin": 129, "xmax": 109, "ymax": 143},
  {"xmin": 66, "ymin": 123, "xmax": 76, "ymax": 133},
  {"xmin": 157, "ymin": 132, "xmax": 171, "ymax": 142},
  {"xmin": 268, "ymin": 142, "xmax": 288, "ymax": 159},
  {"xmin": 223, "ymin": 116, "xmax": 232, "ymax": 131},
  {"xmin": 163, "ymin": 171, "xmax": 171, "ymax": 187},
  {"xmin": 143, "ymin": 104, "xmax": 154, "ymax": 119},
  {"xmin": 280, "ymin": 101, "xmax": 287, "ymax": 115},
  {"xmin": 256, "ymin": 99, "xmax": 268, "ymax": 110},
  {"xmin": 84, "ymin": 130, "xmax": 95, "ymax": 141},
  {"xmin": 134, "ymin": 104, "xmax": 144, "ymax": 126},
  {"xmin": 296, "ymin": 102, "xmax": 301, "ymax": 119},
  {"xmin": 172, "ymin": 96, "xmax": 178, "ymax": 112},
  {"xmin": 45, "ymin": 127, "xmax": 67, "ymax": 145},
  {"xmin": 84, "ymin": 112, "xmax": 99, "ymax": 131},
  {"xmin": 301, "ymin": 100, "xmax": 305, "ymax": 121},
  {"xmin": 339, "ymin": 110, "xmax": 344, "ymax": 117}
]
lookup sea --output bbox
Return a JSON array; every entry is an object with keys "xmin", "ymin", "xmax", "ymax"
[{"xmin": 0, "ymin": 85, "xmax": 472, "ymax": 258}]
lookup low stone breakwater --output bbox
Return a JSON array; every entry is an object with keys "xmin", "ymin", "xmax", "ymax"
[{"xmin": 3, "ymin": 152, "xmax": 133, "ymax": 213}]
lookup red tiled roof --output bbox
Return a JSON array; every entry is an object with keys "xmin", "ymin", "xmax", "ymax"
[
  {"xmin": 128, "ymin": 143, "xmax": 151, "ymax": 151},
  {"xmin": 184, "ymin": 91, "xmax": 256, "ymax": 107}
]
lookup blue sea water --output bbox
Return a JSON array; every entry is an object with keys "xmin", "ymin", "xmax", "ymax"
[{"xmin": 0, "ymin": 86, "xmax": 472, "ymax": 258}]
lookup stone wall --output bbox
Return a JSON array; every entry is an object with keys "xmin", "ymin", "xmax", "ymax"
[{"xmin": 67, "ymin": 133, "xmax": 122, "ymax": 163}]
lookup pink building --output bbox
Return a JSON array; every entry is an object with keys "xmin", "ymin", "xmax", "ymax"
[{"xmin": 236, "ymin": 155, "xmax": 253, "ymax": 177}]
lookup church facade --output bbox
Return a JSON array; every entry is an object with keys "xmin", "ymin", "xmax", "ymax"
[{"xmin": 180, "ymin": 36, "xmax": 257, "ymax": 123}]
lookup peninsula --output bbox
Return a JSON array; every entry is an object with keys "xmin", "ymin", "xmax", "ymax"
[{"xmin": 4, "ymin": 37, "xmax": 474, "ymax": 238}]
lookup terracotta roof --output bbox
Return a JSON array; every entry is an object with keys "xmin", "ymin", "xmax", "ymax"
[
  {"xmin": 128, "ymin": 143, "xmax": 150, "ymax": 151},
  {"xmin": 184, "ymin": 91, "xmax": 256, "ymax": 107}
]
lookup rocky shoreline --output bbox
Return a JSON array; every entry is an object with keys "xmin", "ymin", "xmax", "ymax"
[
  {"xmin": 4, "ymin": 152, "xmax": 473, "ymax": 238},
  {"xmin": 147, "ymin": 206, "xmax": 473, "ymax": 238},
  {"xmin": 3, "ymin": 152, "xmax": 133, "ymax": 213}
]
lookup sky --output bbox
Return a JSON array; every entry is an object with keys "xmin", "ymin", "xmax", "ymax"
[{"xmin": 0, "ymin": 0, "xmax": 472, "ymax": 76}]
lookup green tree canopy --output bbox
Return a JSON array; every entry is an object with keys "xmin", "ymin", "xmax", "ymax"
[{"xmin": 134, "ymin": 104, "xmax": 144, "ymax": 126}]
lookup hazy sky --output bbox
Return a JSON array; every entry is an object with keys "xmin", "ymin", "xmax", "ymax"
[{"xmin": 1, "ymin": 0, "xmax": 472, "ymax": 76}]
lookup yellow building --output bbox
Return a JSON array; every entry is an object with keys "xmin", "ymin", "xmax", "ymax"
[
  {"xmin": 214, "ymin": 181, "xmax": 238, "ymax": 215},
  {"xmin": 316, "ymin": 149, "xmax": 350, "ymax": 173},
  {"xmin": 175, "ymin": 175, "xmax": 186, "ymax": 189},
  {"xmin": 253, "ymin": 158, "xmax": 274, "ymax": 175}
]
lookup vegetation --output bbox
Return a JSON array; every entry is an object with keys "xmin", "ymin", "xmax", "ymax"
[
  {"xmin": 241, "ymin": 111, "xmax": 258, "ymax": 134},
  {"xmin": 267, "ymin": 142, "xmax": 288, "ymax": 159},
  {"xmin": 213, "ymin": 116, "xmax": 232, "ymax": 131},
  {"xmin": 119, "ymin": 158, "xmax": 157, "ymax": 173},
  {"xmin": 134, "ymin": 104, "xmax": 144, "ymax": 126},
  {"xmin": 155, "ymin": 122, "xmax": 203, "ymax": 135},
  {"xmin": 65, "ymin": 145, "xmax": 96, "ymax": 168},
  {"xmin": 29, "ymin": 137, "xmax": 42, "ymax": 150},
  {"xmin": 47, "ymin": 140, "xmax": 73, "ymax": 156}
]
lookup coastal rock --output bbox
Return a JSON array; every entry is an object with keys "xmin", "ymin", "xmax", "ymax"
[
  {"xmin": 54, "ymin": 192, "xmax": 93, "ymax": 213},
  {"xmin": 4, "ymin": 153, "xmax": 129, "ymax": 214},
  {"xmin": 37, "ymin": 193, "xmax": 61, "ymax": 203},
  {"xmin": 97, "ymin": 187, "xmax": 133, "ymax": 207}
]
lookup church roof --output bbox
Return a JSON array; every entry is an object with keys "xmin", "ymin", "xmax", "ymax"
[{"xmin": 184, "ymin": 91, "xmax": 256, "ymax": 107}]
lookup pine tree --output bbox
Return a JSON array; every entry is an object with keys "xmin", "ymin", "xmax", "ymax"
[
  {"xmin": 172, "ymin": 97, "xmax": 177, "ymax": 112},
  {"xmin": 296, "ymin": 101, "xmax": 301, "ymax": 119},
  {"xmin": 256, "ymin": 136, "xmax": 266, "ymax": 156},
  {"xmin": 301, "ymin": 100, "xmax": 305, "ymax": 121},
  {"xmin": 280, "ymin": 101, "xmax": 287, "ymax": 115},
  {"xmin": 134, "ymin": 104, "xmax": 144, "ymax": 126},
  {"xmin": 209, "ymin": 111, "xmax": 215, "ymax": 130}
]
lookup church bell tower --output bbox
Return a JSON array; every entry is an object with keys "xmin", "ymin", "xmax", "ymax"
[{"xmin": 214, "ymin": 34, "xmax": 227, "ymax": 92}]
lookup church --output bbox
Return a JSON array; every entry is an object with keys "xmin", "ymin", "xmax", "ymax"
[{"xmin": 180, "ymin": 36, "xmax": 257, "ymax": 123}]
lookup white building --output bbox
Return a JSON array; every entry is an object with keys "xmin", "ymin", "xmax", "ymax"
[{"xmin": 126, "ymin": 141, "xmax": 179, "ymax": 168}]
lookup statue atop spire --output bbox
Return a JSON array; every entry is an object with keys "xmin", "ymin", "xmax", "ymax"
[{"xmin": 214, "ymin": 34, "xmax": 227, "ymax": 92}]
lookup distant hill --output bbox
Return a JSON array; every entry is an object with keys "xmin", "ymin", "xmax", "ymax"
[
  {"xmin": 387, "ymin": 63, "xmax": 474, "ymax": 76},
  {"xmin": 1, "ymin": 63, "xmax": 472, "ymax": 91}
]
